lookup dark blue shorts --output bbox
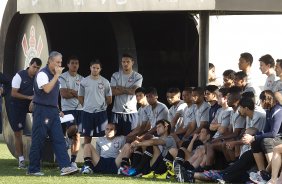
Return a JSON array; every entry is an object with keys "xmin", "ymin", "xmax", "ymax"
[
  {"xmin": 62, "ymin": 110, "xmax": 82, "ymax": 133},
  {"xmin": 9, "ymin": 102, "xmax": 29, "ymax": 132},
  {"xmin": 92, "ymin": 157, "xmax": 118, "ymax": 174},
  {"xmin": 82, "ymin": 110, "xmax": 107, "ymax": 137},
  {"xmin": 111, "ymin": 112, "xmax": 138, "ymax": 136}
]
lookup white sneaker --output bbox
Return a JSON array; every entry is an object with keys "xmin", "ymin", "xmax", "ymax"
[
  {"xmin": 81, "ymin": 165, "xmax": 93, "ymax": 174},
  {"xmin": 117, "ymin": 166, "xmax": 124, "ymax": 175},
  {"xmin": 250, "ymin": 171, "xmax": 267, "ymax": 184},
  {"xmin": 27, "ymin": 171, "xmax": 44, "ymax": 176},
  {"xmin": 60, "ymin": 166, "xmax": 78, "ymax": 176},
  {"xmin": 71, "ymin": 162, "xmax": 78, "ymax": 170}
]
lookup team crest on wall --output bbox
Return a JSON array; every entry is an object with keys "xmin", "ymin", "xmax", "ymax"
[{"xmin": 21, "ymin": 25, "xmax": 43, "ymax": 68}]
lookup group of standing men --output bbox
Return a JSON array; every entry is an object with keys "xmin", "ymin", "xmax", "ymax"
[{"xmin": 9, "ymin": 51, "xmax": 143, "ymax": 176}]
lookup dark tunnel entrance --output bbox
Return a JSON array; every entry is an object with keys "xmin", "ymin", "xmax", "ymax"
[{"xmin": 40, "ymin": 12, "xmax": 199, "ymax": 103}]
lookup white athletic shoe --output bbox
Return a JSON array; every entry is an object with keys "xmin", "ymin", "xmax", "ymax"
[
  {"xmin": 71, "ymin": 162, "xmax": 78, "ymax": 170},
  {"xmin": 60, "ymin": 166, "xmax": 78, "ymax": 176}
]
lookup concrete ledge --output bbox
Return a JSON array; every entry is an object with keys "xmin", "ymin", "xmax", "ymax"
[{"xmin": 23, "ymin": 135, "xmax": 97, "ymax": 163}]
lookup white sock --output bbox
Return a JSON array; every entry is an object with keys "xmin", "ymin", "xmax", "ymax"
[{"xmin": 19, "ymin": 156, "xmax": 24, "ymax": 162}]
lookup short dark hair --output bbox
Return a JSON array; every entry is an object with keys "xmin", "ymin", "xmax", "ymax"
[
  {"xmin": 29, "ymin": 57, "xmax": 42, "ymax": 66},
  {"xmin": 107, "ymin": 122, "xmax": 117, "ymax": 130},
  {"xmin": 90, "ymin": 59, "xmax": 102, "ymax": 67},
  {"xmin": 223, "ymin": 69, "xmax": 236, "ymax": 80},
  {"xmin": 235, "ymin": 71, "xmax": 247, "ymax": 80},
  {"xmin": 167, "ymin": 87, "xmax": 180, "ymax": 94},
  {"xmin": 122, "ymin": 53, "xmax": 134, "ymax": 60},
  {"xmin": 259, "ymin": 54, "xmax": 274, "ymax": 68},
  {"xmin": 228, "ymin": 86, "xmax": 242, "ymax": 94},
  {"xmin": 201, "ymin": 125, "xmax": 211, "ymax": 135},
  {"xmin": 240, "ymin": 52, "xmax": 253, "ymax": 65},
  {"xmin": 239, "ymin": 97, "xmax": 255, "ymax": 111},
  {"xmin": 192, "ymin": 87, "xmax": 205, "ymax": 96},
  {"xmin": 67, "ymin": 55, "xmax": 79, "ymax": 64},
  {"xmin": 205, "ymin": 85, "xmax": 219, "ymax": 93},
  {"xmin": 276, "ymin": 59, "xmax": 282, "ymax": 69},
  {"xmin": 183, "ymin": 87, "xmax": 194, "ymax": 93},
  {"xmin": 219, "ymin": 88, "xmax": 229, "ymax": 97},
  {"xmin": 145, "ymin": 87, "xmax": 158, "ymax": 96},
  {"xmin": 260, "ymin": 90, "xmax": 275, "ymax": 109},
  {"xmin": 209, "ymin": 63, "xmax": 215, "ymax": 69},
  {"xmin": 135, "ymin": 87, "xmax": 146, "ymax": 94},
  {"xmin": 242, "ymin": 91, "xmax": 255, "ymax": 99},
  {"xmin": 156, "ymin": 119, "xmax": 171, "ymax": 134}
]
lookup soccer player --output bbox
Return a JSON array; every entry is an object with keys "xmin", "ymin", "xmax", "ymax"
[
  {"xmin": 78, "ymin": 60, "xmax": 112, "ymax": 144},
  {"xmin": 80, "ymin": 123, "xmax": 131, "ymax": 174},
  {"xmin": 59, "ymin": 56, "xmax": 84, "ymax": 168},
  {"xmin": 110, "ymin": 53, "xmax": 143, "ymax": 135}
]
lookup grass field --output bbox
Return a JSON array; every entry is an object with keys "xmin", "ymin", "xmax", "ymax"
[{"xmin": 0, "ymin": 141, "xmax": 182, "ymax": 184}]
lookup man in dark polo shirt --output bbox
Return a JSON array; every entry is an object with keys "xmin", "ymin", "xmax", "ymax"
[
  {"xmin": 28, "ymin": 51, "xmax": 78, "ymax": 176},
  {"xmin": 10, "ymin": 57, "xmax": 42, "ymax": 169}
]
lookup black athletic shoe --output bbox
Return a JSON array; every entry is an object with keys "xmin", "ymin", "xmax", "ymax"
[{"xmin": 180, "ymin": 166, "xmax": 195, "ymax": 183}]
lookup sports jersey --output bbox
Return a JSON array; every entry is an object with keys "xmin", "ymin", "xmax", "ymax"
[
  {"xmin": 96, "ymin": 136, "xmax": 126, "ymax": 158},
  {"xmin": 110, "ymin": 71, "xmax": 143, "ymax": 113},
  {"xmin": 212, "ymin": 107, "xmax": 232, "ymax": 138},
  {"xmin": 136, "ymin": 104, "xmax": 149, "ymax": 127},
  {"xmin": 230, "ymin": 108, "xmax": 246, "ymax": 132},
  {"xmin": 59, "ymin": 71, "xmax": 84, "ymax": 111},
  {"xmin": 195, "ymin": 102, "xmax": 210, "ymax": 127},
  {"xmin": 264, "ymin": 73, "xmax": 277, "ymax": 90},
  {"xmin": 143, "ymin": 101, "xmax": 168, "ymax": 128},
  {"xmin": 181, "ymin": 104, "xmax": 196, "ymax": 128},
  {"xmin": 78, "ymin": 75, "xmax": 112, "ymax": 113},
  {"xmin": 168, "ymin": 100, "xmax": 187, "ymax": 127},
  {"xmin": 240, "ymin": 108, "xmax": 266, "ymax": 156},
  {"xmin": 157, "ymin": 135, "xmax": 177, "ymax": 156},
  {"xmin": 272, "ymin": 80, "xmax": 282, "ymax": 92}
]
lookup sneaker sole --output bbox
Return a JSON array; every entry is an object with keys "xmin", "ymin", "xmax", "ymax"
[
  {"xmin": 61, "ymin": 169, "xmax": 79, "ymax": 176},
  {"xmin": 26, "ymin": 173, "xmax": 44, "ymax": 176},
  {"xmin": 174, "ymin": 164, "xmax": 183, "ymax": 182}
]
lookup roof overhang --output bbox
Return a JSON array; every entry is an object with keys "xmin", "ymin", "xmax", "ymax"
[{"xmin": 17, "ymin": 0, "xmax": 282, "ymax": 14}]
